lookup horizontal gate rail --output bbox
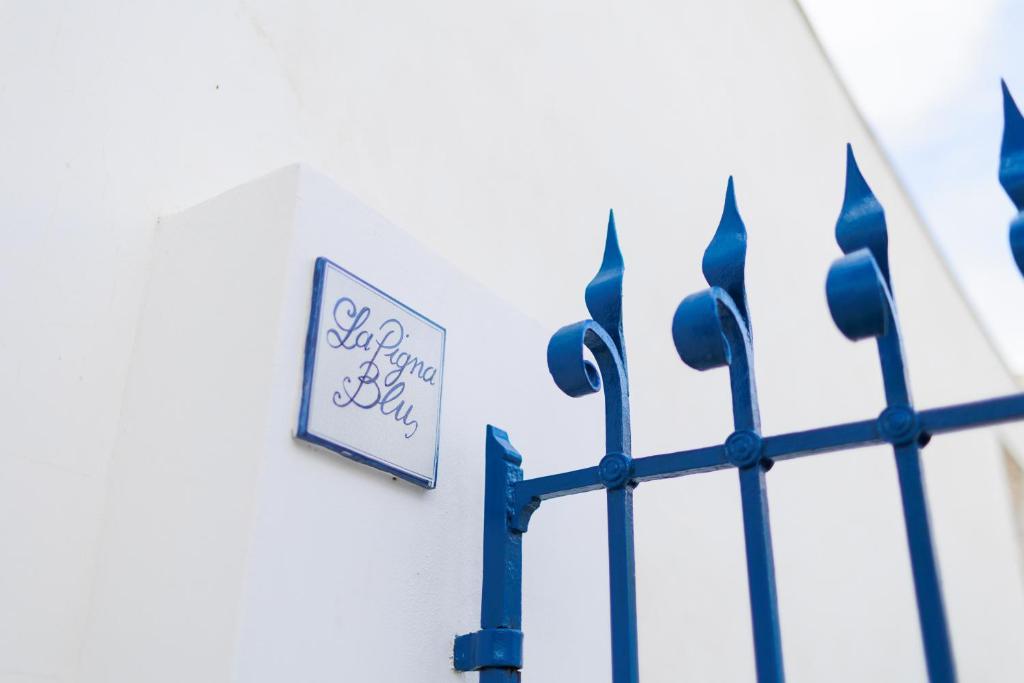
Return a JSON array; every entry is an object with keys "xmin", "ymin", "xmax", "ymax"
[
  {"xmin": 512, "ymin": 390, "xmax": 1024, "ymax": 517},
  {"xmin": 455, "ymin": 81, "xmax": 1024, "ymax": 683}
]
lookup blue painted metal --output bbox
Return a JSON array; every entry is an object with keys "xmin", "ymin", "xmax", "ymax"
[
  {"xmin": 1002, "ymin": 80, "xmax": 1024, "ymax": 274},
  {"xmin": 674, "ymin": 178, "xmax": 783, "ymax": 682},
  {"xmin": 547, "ymin": 211, "xmax": 640, "ymax": 682},
  {"xmin": 827, "ymin": 146, "xmax": 954, "ymax": 682},
  {"xmin": 454, "ymin": 628, "xmax": 523, "ymax": 672},
  {"xmin": 454, "ymin": 426, "xmax": 525, "ymax": 679},
  {"xmin": 456, "ymin": 82, "xmax": 1024, "ymax": 682}
]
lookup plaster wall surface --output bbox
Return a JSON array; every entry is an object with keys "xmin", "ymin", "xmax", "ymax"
[{"xmin": 1, "ymin": 1, "xmax": 1023, "ymax": 681}]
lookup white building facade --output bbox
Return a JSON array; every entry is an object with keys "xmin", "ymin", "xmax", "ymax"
[{"xmin": 2, "ymin": 1, "xmax": 1023, "ymax": 681}]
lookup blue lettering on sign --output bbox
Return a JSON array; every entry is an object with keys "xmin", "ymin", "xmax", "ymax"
[
  {"xmin": 324, "ymin": 296, "xmax": 438, "ymax": 438},
  {"xmin": 296, "ymin": 256, "xmax": 446, "ymax": 490}
]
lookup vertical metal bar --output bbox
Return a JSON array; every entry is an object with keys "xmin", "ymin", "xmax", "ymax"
[
  {"xmin": 894, "ymin": 443, "xmax": 955, "ymax": 683},
  {"xmin": 606, "ymin": 485, "xmax": 640, "ymax": 683},
  {"xmin": 827, "ymin": 146, "xmax": 958, "ymax": 682},
  {"xmin": 877, "ymin": 350, "xmax": 956, "ymax": 681},
  {"xmin": 725, "ymin": 255, "xmax": 785, "ymax": 681},
  {"xmin": 875, "ymin": 336, "xmax": 956, "ymax": 682},
  {"xmin": 730, "ymin": 369, "xmax": 785, "ymax": 683},
  {"xmin": 675, "ymin": 180, "xmax": 786, "ymax": 682},
  {"xmin": 739, "ymin": 465, "xmax": 784, "ymax": 683},
  {"xmin": 548, "ymin": 214, "xmax": 640, "ymax": 682},
  {"xmin": 480, "ymin": 427, "xmax": 524, "ymax": 630}
]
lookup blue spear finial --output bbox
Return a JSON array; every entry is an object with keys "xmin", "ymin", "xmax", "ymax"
[
  {"xmin": 837, "ymin": 144, "xmax": 890, "ymax": 285},
  {"xmin": 585, "ymin": 210, "xmax": 626, "ymax": 359},
  {"xmin": 702, "ymin": 176, "xmax": 749, "ymax": 326},
  {"xmin": 1000, "ymin": 80, "xmax": 1024, "ymax": 211}
]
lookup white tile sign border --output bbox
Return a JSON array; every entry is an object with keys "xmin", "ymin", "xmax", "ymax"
[{"xmin": 297, "ymin": 257, "xmax": 446, "ymax": 488}]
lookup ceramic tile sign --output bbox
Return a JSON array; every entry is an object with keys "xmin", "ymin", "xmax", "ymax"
[{"xmin": 297, "ymin": 257, "xmax": 446, "ymax": 488}]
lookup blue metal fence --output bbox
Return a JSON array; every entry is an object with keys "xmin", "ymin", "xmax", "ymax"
[{"xmin": 454, "ymin": 81, "xmax": 1024, "ymax": 682}]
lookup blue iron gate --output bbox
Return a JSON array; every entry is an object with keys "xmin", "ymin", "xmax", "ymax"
[{"xmin": 454, "ymin": 81, "xmax": 1024, "ymax": 683}]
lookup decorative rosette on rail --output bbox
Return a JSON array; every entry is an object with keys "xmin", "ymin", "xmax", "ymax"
[
  {"xmin": 672, "ymin": 177, "xmax": 753, "ymax": 375},
  {"xmin": 1000, "ymin": 80, "xmax": 1024, "ymax": 274},
  {"xmin": 546, "ymin": 210, "xmax": 631, "ymax": 459},
  {"xmin": 825, "ymin": 145, "xmax": 898, "ymax": 342}
]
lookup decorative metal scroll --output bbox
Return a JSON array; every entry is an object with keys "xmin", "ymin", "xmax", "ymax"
[{"xmin": 454, "ymin": 81, "xmax": 1024, "ymax": 683}]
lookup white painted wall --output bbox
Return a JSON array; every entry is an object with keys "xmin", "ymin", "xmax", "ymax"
[{"xmin": 1, "ymin": 1, "xmax": 1023, "ymax": 681}]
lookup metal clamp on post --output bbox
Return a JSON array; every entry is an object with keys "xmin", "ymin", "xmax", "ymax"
[{"xmin": 453, "ymin": 628, "xmax": 524, "ymax": 672}]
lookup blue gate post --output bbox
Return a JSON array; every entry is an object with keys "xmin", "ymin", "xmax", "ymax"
[
  {"xmin": 547, "ymin": 212, "xmax": 639, "ymax": 683},
  {"xmin": 672, "ymin": 179, "xmax": 784, "ymax": 682},
  {"xmin": 453, "ymin": 427, "xmax": 526, "ymax": 681},
  {"xmin": 825, "ymin": 145, "xmax": 954, "ymax": 682}
]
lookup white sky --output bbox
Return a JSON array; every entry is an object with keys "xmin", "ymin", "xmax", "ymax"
[{"xmin": 800, "ymin": 0, "xmax": 1024, "ymax": 373}]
